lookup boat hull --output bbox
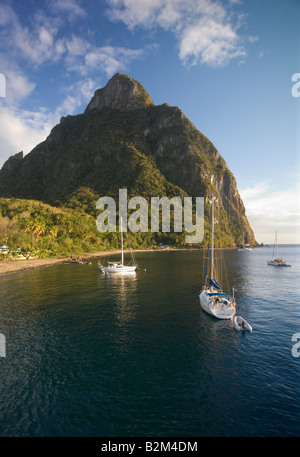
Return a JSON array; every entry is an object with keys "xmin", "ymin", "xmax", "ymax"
[
  {"xmin": 199, "ymin": 290, "xmax": 236, "ymax": 320},
  {"xmin": 100, "ymin": 265, "xmax": 136, "ymax": 274},
  {"xmin": 267, "ymin": 260, "xmax": 291, "ymax": 267}
]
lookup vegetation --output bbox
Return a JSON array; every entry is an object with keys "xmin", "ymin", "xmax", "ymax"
[
  {"xmin": 0, "ymin": 194, "xmax": 248, "ymax": 260},
  {"xmin": 0, "ymin": 197, "xmax": 189, "ymax": 259},
  {"xmin": 0, "ymin": 73, "xmax": 257, "ymax": 258}
]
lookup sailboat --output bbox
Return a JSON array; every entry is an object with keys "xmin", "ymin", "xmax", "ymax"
[
  {"xmin": 99, "ymin": 218, "xmax": 137, "ymax": 274},
  {"xmin": 267, "ymin": 231, "xmax": 291, "ymax": 267},
  {"xmin": 199, "ymin": 198, "xmax": 236, "ymax": 319}
]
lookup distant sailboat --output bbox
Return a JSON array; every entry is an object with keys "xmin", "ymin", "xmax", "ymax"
[
  {"xmin": 99, "ymin": 218, "xmax": 137, "ymax": 274},
  {"xmin": 199, "ymin": 198, "xmax": 236, "ymax": 319},
  {"xmin": 267, "ymin": 231, "xmax": 291, "ymax": 267}
]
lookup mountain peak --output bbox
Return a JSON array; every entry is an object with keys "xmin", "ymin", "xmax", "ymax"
[{"xmin": 85, "ymin": 73, "xmax": 154, "ymax": 112}]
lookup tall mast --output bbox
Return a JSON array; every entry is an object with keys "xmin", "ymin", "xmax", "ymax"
[
  {"xmin": 204, "ymin": 226, "xmax": 210, "ymax": 286},
  {"xmin": 121, "ymin": 217, "xmax": 124, "ymax": 265},
  {"xmin": 211, "ymin": 198, "xmax": 214, "ymax": 279}
]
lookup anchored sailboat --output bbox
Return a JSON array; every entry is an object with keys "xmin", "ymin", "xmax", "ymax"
[
  {"xmin": 199, "ymin": 199, "xmax": 236, "ymax": 319},
  {"xmin": 99, "ymin": 217, "xmax": 137, "ymax": 274},
  {"xmin": 267, "ymin": 231, "xmax": 291, "ymax": 267}
]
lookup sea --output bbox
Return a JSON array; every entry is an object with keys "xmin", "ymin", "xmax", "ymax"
[{"xmin": 0, "ymin": 245, "xmax": 299, "ymax": 438}]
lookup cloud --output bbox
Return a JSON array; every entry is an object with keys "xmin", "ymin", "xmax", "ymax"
[
  {"xmin": 0, "ymin": 1, "xmax": 148, "ymax": 167},
  {"xmin": 2, "ymin": 67, "xmax": 35, "ymax": 103},
  {"xmin": 106, "ymin": 0, "xmax": 246, "ymax": 67},
  {"xmin": 0, "ymin": 2, "xmax": 146, "ymax": 83},
  {"xmin": 240, "ymin": 182, "xmax": 300, "ymax": 244},
  {"xmin": 0, "ymin": 106, "xmax": 52, "ymax": 166},
  {"xmin": 0, "ymin": 76, "xmax": 97, "ymax": 167},
  {"xmin": 47, "ymin": 0, "xmax": 87, "ymax": 21},
  {"xmin": 84, "ymin": 46, "xmax": 145, "ymax": 76},
  {"xmin": 179, "ymin": 17, "xmax": 244, "ymax": 67},
  {"xmin": 54, "ymin": 77, "xmax": 96, "ymax": 117},
  {"xmin": 0, "ymin": 3, "xmax": 65, "ymax": 66}
]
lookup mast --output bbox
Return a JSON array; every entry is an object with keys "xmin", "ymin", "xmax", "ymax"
[
  {"xmin": 120, "ymin": 217, "xmax": 124, "ymax": 265},
  {"xmin": 275, "ymin": 230, "xmax": 278, "ymax": 258},
  {"xmin": 204, "ymin": 226, "xmax": 210, "ymax": 286},
  {"xmin": 211, "ymin": 198, "xmax": 214, "ymax": 280}
]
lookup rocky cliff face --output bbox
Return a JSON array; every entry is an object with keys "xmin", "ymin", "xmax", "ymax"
[
  {"xmin": 0, "ymin": 73, "xmax": 256, "ymax": 246},
  {"xmin": 85, "ymin": 73, "xmax": 154, "ymax": 111}
]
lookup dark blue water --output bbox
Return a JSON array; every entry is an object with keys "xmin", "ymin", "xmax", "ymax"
[{"xmin": 0, "ymin": 245, "xmax": 299, "ymax": 437}]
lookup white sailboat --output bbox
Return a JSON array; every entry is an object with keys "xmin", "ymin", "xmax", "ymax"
[
  {"xmin": 267, "ymin": 231, "xmax": 291, "ymax": 267},
  {"xmin": 199, "ymin": 199, "xmax": 236, "ymax": 319},
  {"xmin": 99, "ymin": 218, "xmax": 137, "ymax": 274}
]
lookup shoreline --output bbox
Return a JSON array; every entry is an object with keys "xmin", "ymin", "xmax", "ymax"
[
  {"xmin": 0, "ymin": 251, "xmax": 119, "ymax": 276},
  {"xmin": 0, "ymin": 248, "xmax": 161, "ymax": 276},
  {"xmin": 0, "ymin": 245, "xmax": 248, "ymax": 276}
]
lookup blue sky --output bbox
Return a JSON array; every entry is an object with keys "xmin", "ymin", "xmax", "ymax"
[{"xmin": 0, "ymin": 0, "xmax": 299, "ymax": 243}]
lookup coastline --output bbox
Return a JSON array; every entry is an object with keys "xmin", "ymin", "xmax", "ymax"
[
  {"xmin": 0, "ymin": 251, "xmax": 121, "ymax": 276},
  {"xmin": 0, "ymin": 245, "xmax": 240, "ymax": 276},
  {"xmin": 0, "ymin": 249, "xmax": 158, "ymax": 276}
]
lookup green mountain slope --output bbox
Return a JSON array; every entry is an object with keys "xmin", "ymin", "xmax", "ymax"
[{"xmin": 0, "ymin": 73, "xmax": 256, "ymax": 251}]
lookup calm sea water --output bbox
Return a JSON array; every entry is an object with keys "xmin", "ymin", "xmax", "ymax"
[{"xmin": 0, "ymin": 245, "xmax": 299, "ymax": 437}]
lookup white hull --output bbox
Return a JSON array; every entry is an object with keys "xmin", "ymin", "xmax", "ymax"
[
  {"xmin": 99, "ymin": 217, "xmax": 137, "ymax": 275},
  {"xmin": 199, "ymin": 289, "xmax": 236, "ymax": 320},
  {"xmin": 100, "ymin": 263, "xmax": 136, "ymax": 274},
  {"xmin": 233, "ymin": 316, "xmax": 252, "ymax": 333},
  {"xmin": 267, "ymin": 259, "xmax": 291, "ymax": 267}
]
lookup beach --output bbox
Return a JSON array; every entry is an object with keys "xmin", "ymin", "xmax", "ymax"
[
  {"xmin": 0, "ymin": 249, "xmax": 165, "ymax": 275},
  {"xmin": 0, "ymin": 247, "xmax": 197, "ymax": 276},
  {"xmin": 0, "ymin": 251, "xmax": 121, "ymax": 276}
]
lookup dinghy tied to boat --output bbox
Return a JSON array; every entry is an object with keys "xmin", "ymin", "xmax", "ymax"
[{"xmin": 233, "ymin": 315, "xmax": 252, "ymax": 333}]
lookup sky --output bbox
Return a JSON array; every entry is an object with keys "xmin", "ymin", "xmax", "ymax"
[{"xmin": 0, "ymin": 0, "xmax": 299, "ymax": 244}]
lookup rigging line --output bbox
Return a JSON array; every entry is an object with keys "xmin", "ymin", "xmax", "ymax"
[
  {"xmin": 220, "ymin": 248, "xmax": 230, "ymax": 294},
  {"xmin": 124, "ymin": 230, "xmax": 136, "ymax": 266}
]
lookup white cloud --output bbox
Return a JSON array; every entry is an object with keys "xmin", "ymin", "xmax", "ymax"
[
  {"xmin": 240, "ymin": 182, "xmax": 300, "ymax": 244},
  {"xmin": 106, "ymin": 0, "xmax": 246, "ymax": 67},
  {"xmin": 62, "ymin": 33, "xmax": 146, "ymax": 77},
  {"xmin": 84, "ymin": 46, "xmax": 144, "ymax": 76},
  {"xmin": 179, "ymin": 17, "xmax": 244, "ymax": 67},
  {"xmin": 4, "ymin": 68, "xmax": 35, "ymax": 103},
  {"xmin": 0, "ymin": 2, "xmax": 148, "ymax": 167},
  {"xmin": 0, "ymin": 106, "xmax": 52, "ymax": 166},
  {"xmin": 0, "ymin": 74, "xmax": 98, "ymax": 168},
  {"xmin": 65, "ymin": 34, "xmax": 91, "ymax": 56},
  {"xmin": 0, "ymin": 4, "xmax": 63, "ymax": 66},
  {"xmin": 47, "ymin": 0, "xmax": 87, "ymax": 21},
  {"xmin": 0, "ymin": 2, "xmax": 146, "ymax": 82},
  {"xmin": 54, "ymin": 78, "xmax": 96, "ymax": 117},
  {"xmin": 107, "ymin": 0, "xmax": 161, "ymax": 30}
]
